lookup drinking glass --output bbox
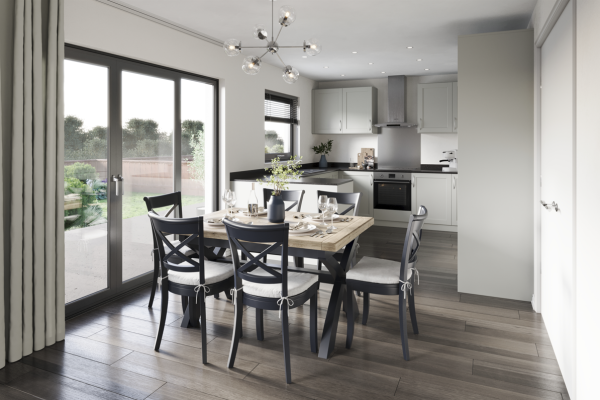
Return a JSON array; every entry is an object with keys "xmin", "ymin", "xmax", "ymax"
[
  {"xmin": 228, "ymin": 191, "xmax": 237, "ymax": 216},
  {"xmin": 327, "ymin": 198, "xmax": 338, "ymax": 230},
  {"xmin": 318, "ymin": 195, "xmax": 328, "ymax": 225},
  {"xmin": 222, "ymin": 190, "xmax": 232, "ymax": 215}
]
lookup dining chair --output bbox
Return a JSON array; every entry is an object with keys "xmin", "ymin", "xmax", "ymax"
[
  {"xmin": 144, "ymin": 192, "xmax": 199, "ymax": 308},
  {"xmin": 315, "ymin": 191, "xmax": 361, "ymax": 271},
  {"xmin": 148, "ymin": 212, "xmax": 234, "ymax": 364},
  {"xmin": 345, "ymin": 205, "xmax": 428, "ymax": 361},
  {"xmin": 223, "ymin": 219, "xmax": 319, "ymax": 384},
  {"xmin": 260, "ymin": 189, "xmax": 305, "ymax": 264}
]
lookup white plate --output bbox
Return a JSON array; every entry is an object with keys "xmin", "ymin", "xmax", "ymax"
[
  {"xmin": 289, "ymin": 223, "xmax": 317, "ymax": 234},
  {"xmin": 239, "ymin": 209, "xmax": 267, "ymax": 216}
]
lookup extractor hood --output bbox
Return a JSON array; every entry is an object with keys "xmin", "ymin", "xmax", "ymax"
[{"xmin": 374, "ymin": 75, "xmax": 417, "ymax": 128}]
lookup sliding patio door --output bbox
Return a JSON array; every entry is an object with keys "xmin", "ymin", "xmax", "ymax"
[{"xmin": 64, "ymin": 46, "xmax": 218, "ymax": 316}]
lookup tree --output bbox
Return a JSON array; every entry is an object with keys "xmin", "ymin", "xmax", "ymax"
[
  {"xmin": 64, "ymin": 115, "xmax": 86, "ymax": 153},
  {"xmin": 187, "ymin": 128, "xmax": 205, "ymax": 182},
  {"xmin": 182, "ymin": 120, "xmax": 204, "ymax": 156},
  {"xmin": 122, "ymin": 118, "xmax": 164, "ymax": 150}
]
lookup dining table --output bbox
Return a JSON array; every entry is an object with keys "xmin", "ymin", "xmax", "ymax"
[{"xmin": 185, "ymin": 208, "xmax": 374, "ymax": 359}]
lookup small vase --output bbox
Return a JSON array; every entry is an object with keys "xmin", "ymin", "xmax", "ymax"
[
  {"xmin": 319, "ymin": 155, "xmax": 328, "ymax": 168},
  {"xmin": 267, "ymin": 194, "xmax": 285, "ymax": 223}
]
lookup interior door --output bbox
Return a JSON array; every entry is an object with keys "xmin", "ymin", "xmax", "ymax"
[{"xmin": 540, "ymin": 1, "xmax": 575, "ymax": 392}]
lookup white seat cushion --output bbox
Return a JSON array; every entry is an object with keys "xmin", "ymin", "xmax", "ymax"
[
  {"xmin": 242, "ymin": 269, "xmax": 318, "ymax": 298},
  {"xmin": 346, "ymin": 256, "xmax": 412, "ymax": 285},
  {"xmin": 168, "ymin": 260, "xmax": 234, "ymax": 285}
]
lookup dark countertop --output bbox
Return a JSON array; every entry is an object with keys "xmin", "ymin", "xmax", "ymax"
[{"xmin": 230, "ymin": 163, "xmax": 457, "ymax": 185}]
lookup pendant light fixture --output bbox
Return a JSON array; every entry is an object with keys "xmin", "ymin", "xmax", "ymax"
[{"xmin": 223, "ymin": 1, "xmax": 322, "ymax": 84}]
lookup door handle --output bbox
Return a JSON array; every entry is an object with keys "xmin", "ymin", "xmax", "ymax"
[
  {"xmin": 412, "ymin": 177, "xmax": 415, "ymax": 188},
  {"xmin": 112, "ymin": 174, "xmax": 123, "ymax": 196},
  {"xmin": 453, "ymin": 176, "xmax": 456, "ymax": 189},
  {"xmin": 339, "ymin": 120, "xmax": 342, "ymax": 132},
  {"xmin": 419, "ymin": 118, "xmax": 423, "ymax": 130},
  {"xmin": 454, "ymin": 117, "xmax": 457, "ymax": 130},
  {"xmin": 540, "ymin": 200, "xmax": 559, "ymax": 212},
  {"xmin": 369, "ymin": 119, "xmax": 371, "ymax": 131}
]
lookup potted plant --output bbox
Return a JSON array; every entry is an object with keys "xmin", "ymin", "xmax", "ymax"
[
  {"xmin": 312, "ymin": 139, "xmax": 333, "ymax": 168},
  {"xmin": 259, "ymin": 156, "xmax": 303, "ymax": 223}
]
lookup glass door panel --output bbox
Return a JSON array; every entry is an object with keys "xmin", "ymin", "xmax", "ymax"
[
  {"xmin": 121, "ymin": 71, "xmax": 174, "ymax": 282},
  {"xmin": 181, "ymin": 79, "xmax": 215, "ymax": 217},
  {"xmin": 64, "ymin": 60, "xmax": 109, "ymax": 303}
]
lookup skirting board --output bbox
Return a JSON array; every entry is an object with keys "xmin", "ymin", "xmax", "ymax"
[{"xmin": 374, "ymin": 220, "xmax": 458, "ymax": 233}]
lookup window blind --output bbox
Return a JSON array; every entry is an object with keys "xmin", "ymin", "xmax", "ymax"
[{"xmin": 265, "ymin": 93, "xmax": 298, "ymax": 124}]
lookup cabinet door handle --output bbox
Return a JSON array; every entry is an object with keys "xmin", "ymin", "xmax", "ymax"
[
  {"xmin": 453, "ymin": 176, "xmax": 456, "ymax": 189},
  {"xmin": 412, "ymin": 177, "xmax": 415, "ymax": 188},
  {"xmin": 370, "ymin": 174, "xmax": 373, "ymax": 186},
  {"xmin": 340, "ymin": 120, "xmax": 342, "ymax": 132},
  {"xmin": 454, "ymin": 117, "xmax": 457, "ymax": 130},
  {"xmin": 419, "ymin": 118, "xmax": 423, "ymax": 130},
  {"xmin": 369, "ymin": 119, "xmax": 371, "ymax": 131}
]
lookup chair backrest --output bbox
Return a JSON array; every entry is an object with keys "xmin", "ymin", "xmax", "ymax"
[
  {"xmin": 147, "ymin": 212, "xmax": 206, "ymax": 282},
  {"xmin": 316, "ymin": 190, "xmax": 361, "ymax": 216},
  {"xmin": 144, "ymin": 192, "xmax": 184, "ymax": 250},
  {"xmin": 223, "ymin": 219, "xmax": 290, "ymax": 296},
  {"xmin": 263, "ymin": 189, "xmax": 305, "ymax": 212},
  {"xmin": 400, "ymin": 205, "xmax": 428, "ymax": 281}
]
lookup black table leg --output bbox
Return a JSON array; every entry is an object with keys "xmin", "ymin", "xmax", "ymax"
[
  {"xmin": 318, "ymin": 282, "xmax": 346, "ymax": 359},
  {"xmin": 293, "ymin": 256, "xmax": 305, "ymax": 268}
]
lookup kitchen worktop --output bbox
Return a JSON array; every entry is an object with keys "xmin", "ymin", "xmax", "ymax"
[{"xmin": 230, "ymin": 163, "xmax": 457, "ymax": 185}]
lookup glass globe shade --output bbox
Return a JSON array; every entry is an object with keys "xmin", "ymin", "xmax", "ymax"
[
  {"xmin": 242, "ymin": 56, "xmax": 261, "ymax": 75},
  {"xmin": 223, "ymin": 39, "xmax": 241, "ymax": 56},
  {"xmin": 253, "ymin": 24, "xmax": 268, "ymax": 40},
  {"xmin": 279, "ymin": 5, "xmax": 296, "ymax": 27},
  {"xmin": 305, "ymin": 38, "xmax": 322, "ymax": 56},
  {"xmin": 282, "ymin": 65, "xmax": 299, "ymax": 84}
]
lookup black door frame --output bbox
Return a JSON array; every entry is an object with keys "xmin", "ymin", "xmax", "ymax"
[{"xmin": 64, "ymin": 45, "xmax": 219, "ymax": 317}]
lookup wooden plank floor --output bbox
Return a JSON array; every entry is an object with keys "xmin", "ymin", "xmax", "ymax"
[{"xmin": 0, "ymin": 226, "xmax": 568, "ymax": 399}]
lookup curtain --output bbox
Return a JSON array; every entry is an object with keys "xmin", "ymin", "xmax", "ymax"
[{"xmin": 1, "ymin": 0, "xmax": 64, "ymax": 369}]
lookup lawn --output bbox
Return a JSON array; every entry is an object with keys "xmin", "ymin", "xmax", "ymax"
[{"xmin": 97, "ymin": 192, "xmax": 205, "ymax": 219}]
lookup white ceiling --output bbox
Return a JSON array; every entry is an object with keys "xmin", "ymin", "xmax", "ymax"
[{"xmin": 111, "ymin": 0, "xmax": 537, "ymax": 81}]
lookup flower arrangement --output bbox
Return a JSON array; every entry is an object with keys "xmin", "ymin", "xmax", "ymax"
[
  {"xmin": 312, "ymin": 139, "xmax": 333, "ymax": 155},
  {"xmin": 259, "ymin": 156, "xmax": 303, "ymax": 196}
]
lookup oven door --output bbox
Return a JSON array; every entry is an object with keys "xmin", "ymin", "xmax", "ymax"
[{"xmin": 373, "ymin": 180, "xmax": 412, "ymax": 211}]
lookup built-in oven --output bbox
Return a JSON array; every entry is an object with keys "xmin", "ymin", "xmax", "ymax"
[{"xmin": 373, "ymin": 172, "xmax": 412, "ymax": 211}]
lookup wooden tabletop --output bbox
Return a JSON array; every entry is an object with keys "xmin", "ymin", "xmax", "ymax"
[{"xmin": 203, "ymin": 209, "xmax": 374, "ymax": 253}]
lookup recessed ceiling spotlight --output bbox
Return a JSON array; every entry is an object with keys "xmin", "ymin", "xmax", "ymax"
[
  {"xmin": 352, "ymin": 51, "xmax": 357, "ymax": 54},
  {"xmin": 324, "ymin": 66, "xmax": 329, "ymax": 68},
  {"xmin": 341, "ymin": 74, "xmax": 345, "ymax": 76},
  {"xmin": 417, "ymin": 59, "xmax": 422, "ymax": 61},
  {"xmin": 407, "ymin": 46, "xmax": 413, "ymax": 49},
  {"xmin": 425, "ymin": 68, "xmax": 430, "ymax": 71},
  {"xmin": 368, "ymin": 62, "xmax": 374, "ymax": 65},
  {"xmin": 302, "ymin": 55, "xmax": 307, "ymax": 58},
  {"xmin": 381, "ymin": 71, "xmax": 385, "ymax": 74}
]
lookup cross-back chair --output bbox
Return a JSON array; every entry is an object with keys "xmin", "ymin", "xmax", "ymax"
[
  {"xmin": 144, "ymin": 192, "xmax": 198, "ymax": 308},
  {"xmin": 223, "ymin": 219, "xmax": 319, "ymax": 384},
  {"xmin": 148, "ymin": 212, "xmax": 234, "ymax": 364},
  {"xmin": 345, "ymin": 205, "xmax": 428, "ymax": 361},
  {"xmin": 315, "ymin": 191, "xmax": 362, "ymax": 271}
]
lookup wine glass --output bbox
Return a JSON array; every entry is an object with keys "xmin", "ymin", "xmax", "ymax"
[
  {"xmin": 327, "ymin": 198, "xmax": 338, "ymax": 230},
  {"xmin": 222, "ymin": 190, "xmax": 232, "ymax": 216},
  {"xmin": 228, "ymin": 191, "xmax": 237, "ymax": 216},
  {"xmin": 318, "ymin": 195, "xmax": 328, "ymax": 225}
]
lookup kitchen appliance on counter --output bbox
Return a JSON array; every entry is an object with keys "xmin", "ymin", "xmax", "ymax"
[
  {"xmin": 440, "ymin": 149, "xmax": 458, "ymax": 172},
  {"xmin": 373, "ymin": 172, "xmax": 412, "ymax": 211},
  {"xmin": 356, "ymin": 148, "xmax": 375, "ymax": 170}
]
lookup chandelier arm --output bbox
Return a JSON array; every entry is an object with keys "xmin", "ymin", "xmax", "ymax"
[
  {"xmin": 258, "ymin": 50, "xmax": 269, "ymax": 60},
  {"xmin": 240, "ymin": 46, "xmax": 270, "ymax": 49},
  {"xmin": 272, "ymin": 0, "xmax": 274, "ymax": 42},
  {"xmin": 275, "ymin": 52, "xmax": 287, "ymax": 67},
  {"xmin": 277, "ymin": 46, "xmax": 306, "ymax": 49},
  {"xmin": 274, "ymin": 24, "xmax": 284, "ymax": 42}
]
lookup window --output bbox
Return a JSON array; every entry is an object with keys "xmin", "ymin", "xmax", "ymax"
[{"xmin": 265, "ymin": 93, "xmax": 297, "ymax": 161}]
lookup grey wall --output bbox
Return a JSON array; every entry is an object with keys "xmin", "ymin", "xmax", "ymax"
[{"xmin": 457, "ymin": 29, "xmax": 534, "ymax": 301}]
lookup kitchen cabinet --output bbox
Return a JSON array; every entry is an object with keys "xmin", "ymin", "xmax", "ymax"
[
  {"xmin": 451, "ymin": 174, "xmax": 458, "ymax": 225},
  {"xmin": 452, "ymin": 82, "xmax": 458, "ymax": 133},
  {"xmin": 313, "ymin": 89, "xmax": 343, "ymax": 134},
  {"xmin": 417, "ymin": 82, "xmax": 456, "ymax": 133},
  {"xmin": 313, "ymin": 87, "xmax": 377, "ymax": 134},
  {"xmin": 340, "ymin": 171, "xmax": 373, "ymax": 217},
  {"xmin": 411, "ymin": 173, "xmax": 452, "ymax": 225}
]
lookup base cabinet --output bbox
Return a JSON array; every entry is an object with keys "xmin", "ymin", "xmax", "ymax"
[
  {"xmin": 411, "ymin": 173, "xmax": 452, "ymax": 225},
  {"xmin": 340, "ymin": 171, "xmax": 373, "ymax": 217},
  {"xmin": 451, "ymin": 175, "xmax": 458, "ymax": 226}
]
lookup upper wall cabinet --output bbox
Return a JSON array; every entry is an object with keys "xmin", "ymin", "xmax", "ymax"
[
  {"xmin": 313, "ymin": 87, "xmax": 377, "ymax": 134},
  {"xmin": 417, "ymin": 82, "xmax": 458, "ymax": 133}
]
